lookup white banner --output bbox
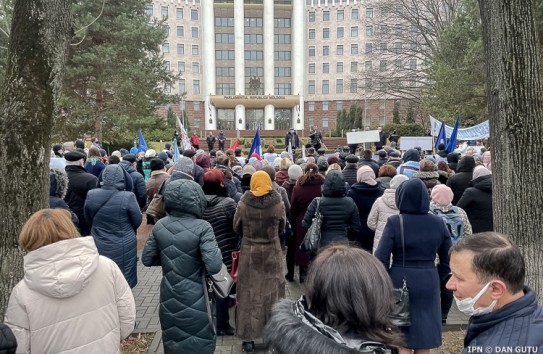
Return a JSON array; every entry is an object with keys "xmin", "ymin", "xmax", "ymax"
[{"xmin": 430, "ymin": 116, "xmax": 490, "ymax": 140}]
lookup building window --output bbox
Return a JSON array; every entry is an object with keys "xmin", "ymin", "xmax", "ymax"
[
  {"xmin": 193, "ymin": 80, "xmax": 200, "ymax": 94},
  {"xmin": 216, "ymin": 50, "xmax": 235, "ymax": 60},
  {"xmin": 336, "ymin": 79, "xmax": 344, "ymax": 94},
  {"xmin": 309, "ymin": 46, "xmax": 315, "ymax": 57},
  {"xmin": 323, "ymin": 101, "xmax": 329, "ymax": 111},
  {"xmin": 365, "ymin": 78, "xmax": 373, "ymax": 88},
  {"xmin": 380, "ymin": 100, "xmax": 386, "ymax": 109},
  {"xmin": 366, "ymin": 7, "xmax": 374, "ymax": 18},
  {"xmin": 365, "ymin": 43, "xmax": 373, "ymax": 54},
  {"xmin": 244, "ymin": 17, "xmax": 263, "ymax": 27},
  {"xmin": 351, "ymin": 61, "xmax": 358, "ymax": 72},
  {"xmin": 308, "ymin": 80, "xmax": 315, "ymax": 94},
  {"xmin": 176, "ymin": 26, "xmax": 184, "ymax": 37},
  {"xmin": 395, "ymin": 24, "xmax": 403, "ymax": 36},
  {"xmin": 380, "ymin": 115, "xmax": 386, "ymax": 126},
  {"xmin": 163, "ymin": 61, "xmax": 170, "ymax": 71},
  {"xmin": 323, "ymin": 10, "xmax": 330, "ymax": 21},
  {"xmin": 177, "ymin": 44, "xmax": 184, "ymax": 54},
  {"xmin": 323, "ymin": 28, "xmax": 330, "ymax": 39},
  {"xmin": 337, "ymin": 45, "xmax": 343, "ymax": 55},
  {"xmin": 309, "ymin": 117, "xmax": 315, "ymax": 127},
  {"xmin": 365, "ymin": 61, "xmax": 372, "ymax": 71},
  {"xmin": 350, "ymin": 79, "xmax": 358, "ymax": 93},
  {"xmin": 380, "ymin": 42, "xmax": 387, "ymax": 52},
  {"xmin": 381, "ymin": 24, "xmax": 389, "ymax": 35},
  {"xmin": 176, "ymin": 8, "xmax": 183, "ymax": 19},
  {"xmin": 409, "ymin": 59, "xmax": 417, "ymax": 69},
  {"xmin": 337, "ymin": 62, "xmax": 343, "ymax": 73},
  {"xmin": 351, "ymin": 44, "xmax": 358, "ymax": 55},
  {"xmin": 366, "ymin": 25, "xmax": 373, "ymax": 37},
  {"xmin": 323, "ymin": 63, "xmax": 329, "ymax": 73},
  {"xmin": 274, "ymin": 83, "xmax": 291, "ymax": 95},
  {"xmin": 162, "ymin": 25, "xmax": 169, "ymax": 36},
  {"xmin": 245, "ymin": 34, "xmax": 264, "ymax": 44},
  {"xmin": 352, "ymin": 8, "xmax": 359, "ymax": 20},
  {"xmin": 145, "ymin": 5, "xmax": 153, "ymax": 17},
  {"xmin": 191, "ymin": 9, "xmax": 198, "ymax": 20},
  {"xmin": 164, "ymin": 83, "xmax": 171, "ymax": 93},
  {"xmin": 380, "ymin": 7, "xmax": 389, "ymax": 17},
  {"xmin": 274, "ymin": 18, "xmax": 291, "ymax": 27},
  {"xmin": 394, "ymin": 59, "xmax": 402, "ymax": 69},
  {"xmin": 177, "ymin": 61, "xmax": 185, "ymax": 72},
  {"xmin": 309, "ymin": 63, "xmax": 316, "ymax": 73},
  {"xmin": 274, "ymin": 34, "xmax": 291, "ymax": 44},
  {"xmin": 323, "ymin": 45, "xmax": 330, "ymax": 56},
  {"xmin": 274, "ymin": 67, "xmax": 291, "ymax": 77},
  {"xmin": 161, "ymin": 6, "xmax": 168, "ymax": 19},
  {"xmin": 244, "ymin": 67, "xmax": 261, "ymax": 76},
  {"xmin": 216, "ymin": 33, "xmax": 235, "ymax": 43},
  {"xmin": 394, "ymin": 42, "xmax": 402, "ymax": 53},
  {"xmin": 337, "ymin": 27, "xmax": 344, "ymax": 38},
  {"xmin": 351, "ymin": 26, "xmax": 359, "ymax": 37},
  {"xmin": 336, "ymin": 101, "xmax": 343, "ymax": 110},
  {"xmin": 308, "ymin": 101, "xmax": 315, "ymax": 111},
  {"xmin": 322, "ymin": 80, "xmax": 329, "ymax": 94},
  {"xmin": 179, "ymin": 79, "xmax": 186, "ymax": 94},
  {"xmin": 192, "ymin": 45, "xmax": 199, "ymax": 55},
  {"xmin": 194, "ymin": 118, "xmax": 200, "ymax": 128},
  {"xmin": 274, "ymin": 51, "xmax": 291, "ymax": 60},
  {"xmin": 380, "ymin": 60, "xmax": 387, "ymax": 71},
  {"xmin": 194, "ymin": 102, "xmax": 201, "ymax": 111},
  {"xmin": 322, "ymin": 118, "xmax": 329, "ymax": 128},
  {"xmin": 162, "ymin": 43, "xmax": 169, "ymax": 53},
  {"xmin": 309, "ymin": 11, "xmax": 315, "ymax": 22},
  {"xmin": 191, "ymin": 27, "xmax": 199, "ymax": 38},
  {"xmin": 337, "ymin": 9, "xmax": 344, "ymax": 21},
  {"xmin": 244, "ymin": 51, "xmax": 263, "ymax": 60},
  {"xmin": 192, "ymin": 62, "xmax": 200, "ymax": 73},
  {"xmin": 309, "ymin": 29, "xmax": 315, "ymax": 39}
]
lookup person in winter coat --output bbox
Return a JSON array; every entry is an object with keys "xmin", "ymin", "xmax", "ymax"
[
  {"xmin": 4, "ymin": 209, "xmax": 135, "ymax": 354},
  {"xmin": 446, "ymin": 156, "xmax": 476, "ymax": 205},
  {"xmin": 195, "ymin": 152, "xmax": 211, "ymax": 173},
  {"xmin": 264, "ymin": 245, "xmax": 403, "ymax": 354},
  {"xmin": 367, "ymin": 174, "xmax": 409, "ymax": 254},
  {"xmin": 386, "ymin": 150, "xmax": 402, "ymax": 169},
  {"xmin": 119, "ymin": 154, "xmax": 147, "ymax": 210},
  {"xmin": 64, "ymin": 150, "xmax": 98, "ymax": 236},
  {"xmin": 275, "ymin": 158, "xmax": 292, "ymax": 187},
  {"xmin": 413, "ymin": 159, "xmax": 440, "ymax": 196},
  {"xmin": 290, "ymin": 164, "xmax": 325, "ymax": 283},
  {"xmin": 0, "ymin": 323, "xmax": 17, "ymax": 354},
  {"xmin": 84, "ymin": 164, "xmax": 142, "ymax": 288},
  {"xmin": 358, "ymin": 149, "xmax": 380, "ymax": 177},
  {"xmin": 142, "ymin": 149, "xmax": 157, "ymax": 183},
  {"xmin": 302, "ymin": 170, "xmax": 361, "ymax": 249},
  {"xmin": 49, "ymin": 168, "xmax": 79, "ymax": 226},
  {"xmin": 341, "ymin": 154, "xmax": 359, "ymax": 187},
  {"xmin": 191, "ymin": 133, "xmax": 200, "ymax": 150},
  {"xmin": 375, "ymin": 178, "xmax": 451, "ymax": 354},
  {"xmin": 262, "ymin": 166, "xmax": 291, "ymax": 218},
  {"xmin": 457, "ymin": 166, "xmax": 493, "ymax": 233},
  {"xmin": 376, "ymin": 150, "xmax": 389, "ymax": 167},
  {"xmin": 142, "ymin": 179, "xmax": 222, "ymax": 354},
  {"xmin": 447, "ymin": 152, "xmax": 460, "ymax": 172},
  {"xmin": 201, "ymin": 170, "xmax": 238, "ymax": 336},
  {"xmin": 446, "ymin": 232, "xmax": 543, "ymax": 353},
  {"xmin": 145, "ymin": 158, "xmax": 170, "ymax": 202},
  {"xmin": 233, "ymin": 171, "xmax": 286, "ymax": 354},
  {"xmin": 437, "ymin": 160, "xmax": 455, "ymax": 185},
  {"xmin": 397, "ymin": 148, "xmax": 421, "ymax": 178},
  {"xmin": 84, "ymin": 146, "xmax": 106, "ymax": 179},
  {"xmin": 375, "ymin": 164, "xmax": 397, "ymax": 189},
  {"xmin": 347, "ymin": 166, "xmax": 385, "ymax": 252},
  {"xmin": 283, "ymin": 164, "xmax": 304, "ymax": 283},
  {"xmin": 435, "ymin": 143, "xmax": 448, "ymax": 163}
]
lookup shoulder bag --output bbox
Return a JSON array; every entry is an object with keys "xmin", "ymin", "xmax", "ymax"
[
  {"xmin": 300, "ymin": 198, "xmax": 323, "ymax": 253},
  {"xmin": 146, "ymin": 180, "xmax": 167, "ymax": 221},
  {"xmin": 202, "ymin": 263, "xmax": 235, "ymax": 335},
  {"xmin": 390, "ymin": 215, "xmax": 411, "ymax": 327}
]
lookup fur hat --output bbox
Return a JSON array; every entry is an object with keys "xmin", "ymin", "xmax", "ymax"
[
  {"xmin": 431, "ymin": 184, "xmax": 454, "ymax": 206},
  {"xmin": 390, "ymin": 174, "xmax": 409, "ymax": 190},
  {"xmin": 346, "ymin": 155, "xmax": 359, "ymax": 164},
  {"xmin": 49, "ymin": 168, "xmax": 69, "ymax": 198},
  {"xmin": 472, "ymin": 165, "xmax": 491, "ymax": 180},
  {"xmin": 242, "ymin": 164, "xmax": 256, "ymax": 176},
  {"xmin": 288, "ymin": 165, "xmax": 303, "ymax": 180},
  {"xmin": 63, "ymin": 150, "xmax": 86, "ymax": 162},
  {"xmin": 145, "ymin": 149, "xmax": 157, "ymax": 158},
  {"xmin": 357, "ymin": 166, "xmax": 377, "ymax": 185},
  {"xmin": 280, "ymin": 151, "xmax": 290, "ymax": 159}
]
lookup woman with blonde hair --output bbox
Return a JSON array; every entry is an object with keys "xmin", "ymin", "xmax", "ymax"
[
  {"xmin": 275, "ymin": 157, "xmax": 292, "ymax": 187},
  {"xmin": 5, "ymin": 209, "xmax": 135, "ymax": 353},
  {"xmin": 325, "ymin": 163, "xmax": 342, "ymax": 174}
]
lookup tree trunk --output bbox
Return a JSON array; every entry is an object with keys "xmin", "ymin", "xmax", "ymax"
[
  {"xmin": 0, "ymin": 0, "xmax": 73, "ymax": 319},
  {"xmin": 478, "ymin": 0, "xmax": 543, "ymax": 297},
  {"xmin": 94, "ymin": 89, "xmax": 104, "ymax": 143}
]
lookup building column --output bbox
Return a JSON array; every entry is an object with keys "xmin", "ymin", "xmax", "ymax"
[
  {"xmin": 265, "ymin": 104, "xmax": 275, "ymax": 130},
  {"xmin": 264, "ymin": 0, "xmax": 274, "ymax": 96},
  {"xmin": 202, "ymin": 2, "xmax": 216, "ymax": 131},
  {"xmin": 292, "ymin": 0, "xmax": 305, "ymax": 130},
  {"xmin": 234, "ymin": 0, "xmax": 245, "ymax": 130}
]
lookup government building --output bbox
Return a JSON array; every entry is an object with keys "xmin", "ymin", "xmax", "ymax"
[{"xmin": 148, "ymin": 0, "xmax": 415, "ymax": 134}]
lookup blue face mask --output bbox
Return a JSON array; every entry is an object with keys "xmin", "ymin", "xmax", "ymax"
[{"xmin": 454, "ymin": 282, "xmax": 497, "ymax": 316}]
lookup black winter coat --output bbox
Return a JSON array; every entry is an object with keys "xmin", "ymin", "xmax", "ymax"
[
  {"xmin": 446, "ymin": 156, "xmax": 475, "ymax": 205},
  {"xmin": 119, "ymin": 160, "xmax": 147, "ymax": 209},
  {"xmin": 347, "ymin": 182, "xmax": 385, "ymax": 251},
  {"xmin": 0, "ymin": 322, "xmax": 17, "ymax": 354},
  {"xmin": 64, "ymin": 165, "xmax": 98, "ymax": 236},
  {"xmin": 456, "ymin": 175, "xmax": 493, "ymax": 233},
  {"xmin": 49, "ymin": 196, "xmax": 79, "ymax": 225},
  {"xmin": 342, "ymin": 164, "xmax": 358, "ymax": 187},
  {"xmin": 303, "ymin": 171, "xmax": 361, "ymax": 248}
]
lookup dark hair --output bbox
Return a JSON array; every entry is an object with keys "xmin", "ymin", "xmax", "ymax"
[
  {"xmin": 109, "ymin": 155, "xmax": 121, "ymax": 164},
  {"xmin": 235, "ymin": 148, "xmax": 242, "ymax": 156},
  {"xmin": 450, "ymin": 232, "xmax": 525, "ymax": 294},
  {"xmin": 88, "ymin": 146, "xmax": 101, "ymax": 158},
  {"xmin": 262, "ymin": 166, "xmax": 276, "ymax": 181},
  {"xmin": 150, "ymin": 158, "xmax": 165, "ymax": 171},
  {"xmin": 438, "ymin": 143, "xmax": 446, "ymax": 150},
  {"xmin": 75, "ymin": 139, "xmax": 85, "ymax": 149},
  {"xmin": 298, "ymin": 163, "xmax": 323, "ymax": 186},
  {"xmin": 378, "ymin": 164, "xmax": 397, "ymax": 178},
  {"xmin": 267, "ymin": 145, "xmax": 275, "ymax": 153},
  {"xmin": 306, "ymin": 245, "xmax": 403, "ymax": 347},
  {"xmin": 362, "ymin": 149, "xmax": 373, "ymax": 160},
  {"xmin": 447, "ymin": 152, "xmax": 459, "ymax": 163},
  {"xmin": 437, "ymin": 160, "xmax": 453, "ymax": 173},
  {"xmin": 183, "ymin": 150, "xmax": 196, "ymax": 158},
  {"xmin": 122, "ymin": 154, "xmax": 136, "ymax": 163}
]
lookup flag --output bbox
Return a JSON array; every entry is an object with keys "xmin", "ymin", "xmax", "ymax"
[
  {"xmin": 173, "ymin": 139, "xmax": 180, "ymax": 162},
  {"xmin": 231, "ymin": 139, "xmax": 240, "ymax": 151},
  {"xmin": 301, "ymin": 145, "xmax": 306, "ymax": 161},
  {"xmin": 435, "ymin": 121, "xmax": 446, "ymax": 149},
  {"xmin": 287, "ymin": 140, "xmax": 293, "ymax": 160},
  {"xmin": 138, "ymin": 129, "xmax": 148, "ymax": 153},
  {"xmin": 446, "ymin": 116, "xmax": 460, "ymax": 153},
  {"xmin": 248, "ymin": 128, "xmax": 262, "ymax": 158},
  {"xmin": 176, "ymin": 115, "xmax": 192, "ymax": 150}
]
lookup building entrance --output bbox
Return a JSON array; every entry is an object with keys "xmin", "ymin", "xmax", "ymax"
[
  {"xmin": 217, "ymin": 109, "xmax": 235, "ymax": 130},
  {"xmin": 246, "ymin": 109, "xmax": 265, "ymax": 130}
]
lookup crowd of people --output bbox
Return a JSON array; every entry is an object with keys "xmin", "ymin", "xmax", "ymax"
[{"xmin": 0, "ymin": 135, "xmax": 542, "ymax": 354}]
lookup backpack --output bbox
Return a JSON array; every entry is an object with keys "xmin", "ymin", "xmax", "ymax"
[{"xmin": 430, "ymin": 206, "xmax": 465, "ymax": 244}]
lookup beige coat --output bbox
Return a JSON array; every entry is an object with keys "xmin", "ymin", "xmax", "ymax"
[
  {"xmin": 234, "ymin": 190, "xmax": 286, "ymax": 340},
  {"xmin": 5, "ymin": 237, "xmax": 135, "ymax": 354},
  {"xmin": 367, "ymin": 189, "xmax": 400, "ymax": 254}
]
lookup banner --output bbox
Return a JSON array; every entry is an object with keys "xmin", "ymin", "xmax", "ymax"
[
  {"xmin": 138, "ymin": 129, "xmax": 148, "ymax": 152},
  {"xmin": 446, "ymin": 117, "xmax": 459, "ymax": 153},
  {"xmin": 429, "ymin": 116, "xmax": 489, "ymax": 140},
  {"xmin": 435, "ymin": 121, "xmax": 446, "ymax": 149},
  {"xmin": 176, "ymin": 115, "xmax": 192, "ymax": 150}
]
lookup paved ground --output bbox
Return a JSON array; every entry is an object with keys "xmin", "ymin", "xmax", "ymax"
[{"xmin": 134, "ymin": 218, "xmax": 468, "ymax": 353}]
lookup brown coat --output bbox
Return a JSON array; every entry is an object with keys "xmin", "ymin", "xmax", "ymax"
[
  {"xmin": 145, "ymin": 171, "xmax": 170, "ymax": 201},
  {"xmin": 233, "ymin": 190, "xmax": 286, "ymax": 340}
]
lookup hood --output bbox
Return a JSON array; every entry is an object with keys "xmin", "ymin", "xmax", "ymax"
[
  {"xmin": 23, "ymin": 237, "xmax": 99, "ymax": 298},
  {"xmin": 49, "ymin": 168, "xmax": 69, "ymax": 198},
  {"xmin": 471, "ymin": 174, "xmax": 492, "ymax": 192},
  {"xmin": 403, "ymin": 149, "xmax": 420, "ymax": 163},
  {"xmin": 396, "ymin": 178, "xmax": 430, "ymax": 214},
  {"xmin": 99, "ymin": 164, "xmax": 133, "ymax": 191},
  {"xmin": 412, "ymin": 171, "xmax": 439, "ymax": 181},
  {"xmin": 456, "ymin": 156, "xmax": 476, "ymax": 173},
  {"xmin": 437, "ymin": 150, "xmax": 448, "ymax": 157},
  {"xmin": 382, "ymin": 189, "xmax": 398, "ymax": 210},
  {"xmin": 164, "ymin": 179, "xmax": 207, "ymax": 218},
  {"xmin": 119, "ymin": 160, "xmax": 137, "ymax": 174},
  {"xmin": 322, "ymin": 170, "xmax": 346, "ymax": 197},
  {"xmin": 205, "ymin": 194, "xmax": 225, "ymax": 207},
  {"xmin": 240, "ymin": 189, "xmax": 282, "ymax": 209}
]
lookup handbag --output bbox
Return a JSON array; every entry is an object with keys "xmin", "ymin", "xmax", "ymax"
[
  {"xmin": 145, "ymin": 180, "xmax": 166, "ymax": 221},
  {"xmin": 390, "ymin": 215, "xmax": 411, "ymax": 327},
  {"xmin": 202, "ymin": 264, "xmax": 234, "ymax": 335},
  {"xmin": 230, "ymin": 251, "xmax": 240, "ymax": 283},
  {"xmin": 300, "ymin": 198, "xmax": 322, "ymax": 253}
]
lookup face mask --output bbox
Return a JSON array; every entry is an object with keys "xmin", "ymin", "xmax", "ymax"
[{"xmin": 454, "ymin": 282, "xmax": 497, "ymax": 316}]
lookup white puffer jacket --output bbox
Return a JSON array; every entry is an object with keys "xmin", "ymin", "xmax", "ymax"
[
  {"xmin": 367, "ymin": 189, "xmax": 400, "ymax": 254},
  {"xmin": 5, "ymin": 237, "xmax": 135, "ymax": 354}
]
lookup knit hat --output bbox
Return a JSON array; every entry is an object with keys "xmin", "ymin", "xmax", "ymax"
[
  {"xmin": 150, "ymin": 158, "xmax": 165, "ymax": 171},
  {"xmin": 129, "ymin": 147, "xmax": 138, "ymax": 155},
  {"xmin": 390, "ymin": 174, "xmax": 409, "ymax": 190},
  {"xmin": 356, "ymin": 166, "xmax": 377, "ymax": 185},
  {"xmin": 172, "ymin": 156, "xmax": 194, "ymax": 175},
  {"xmin": 346, "ymin": 155, "xmax": 359, "ymax": 164},
  {"xmin": 242, "ymin": 164, "xmax": 256, "ymax": 176},
  {"xmin": 158, "ymin": 151, "xmax": 169, "ymax": 161},
  {"xmin": 389, "ymin": 150, "xmax": 400, "ymax": 158},
  {"xmin": 431, "ymin": 184, "xmax": 454, "ymax": 206},
  {"xmin": 99, "ymin": 149, "xmax": 107, "ymax": 157},
  {"xmin": 280, "ymin": 151, "xmax": 290, "ymax": 159},
  {"xmin": 378, "ymin": 150, "xmax": 387, "ymax": 158},
  {"xmin": 288, "ymin": 165, "xmax": 304, "ymax": 180},
  {"xmin": 232, "ymin": 165, "xmax": 243, "ymax": 177},
  {"xmin": 317, "ymin": 157, "xmax": 329, "ymax": 172},
  {"xmin": 250, "ymin": 170, "xmax": 273, "ymax": 197},
  {"xmin": 145, "ymin": 149, "xmax": 157, "ymax": 158},
  {"xmin": 273, "ymin": 157, "xmax": 282, "ymax": 170},
  {"xmin": 295, "ymin": 158, "xmax": 305, "ymax": 165},
  {"xmin": 327, "ymin": 156, "xmax": 339, "ymax": 165},
  {"xmin": 472, "ymin": 165, "xmax": 491, "ymax": 180}
]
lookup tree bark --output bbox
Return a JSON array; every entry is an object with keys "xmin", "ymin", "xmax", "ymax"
[
  {"xmin": 478, "ymin": 0, "xmax": 543, "ymax": 297},
  {"xmin": 0, "ymin": 0, "xmax": 73, "ymax": 319},
  {"xmin": 94, "ymin": 89, "xmax": 104, "ymax": 143}
]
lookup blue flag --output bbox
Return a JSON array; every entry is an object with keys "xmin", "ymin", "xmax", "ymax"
[
  {"xmin": 173, "ymin": 139, "xmax": 180, "ymax": 162},
  {"xmin": 248, "ymin": 128, "xmax": 262, "ymax": 158},
  {"xmin": 435, "ymin": 121, "xmax": 446, "ymax": 149},
  {"xmin": 138, "ymin": 129, "xmax": 148, "ymax": 153},
  {"xmin": 446, "ymin": 117, "xmax": 460, "ymax": 153}
]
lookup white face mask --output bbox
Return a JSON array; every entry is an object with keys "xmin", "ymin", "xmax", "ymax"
[{"xmin": 454, "ymin": 282, "xmax": 497, "ymax": 316}]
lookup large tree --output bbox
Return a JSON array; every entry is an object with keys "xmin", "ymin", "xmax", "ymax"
[
  {"xmin": 478, "ymin": 0, "xmax": 543, "ymax": 296},
  {"xmin": 0, "ymin": 0, "xmax": 13, "ymax": 78},
  {"xmin": 0, "ymin": 0, "xmax": 73, "ymax": 319}
]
